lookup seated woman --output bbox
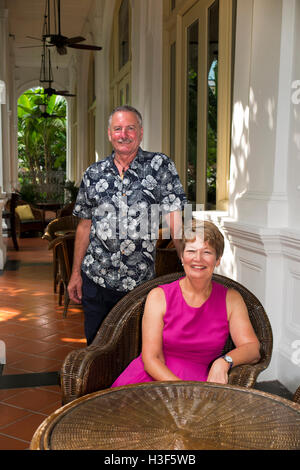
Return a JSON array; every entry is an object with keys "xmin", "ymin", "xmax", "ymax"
[{"xmin": 111, "ymin": 220, "xmax": 260, "ymax": 387}]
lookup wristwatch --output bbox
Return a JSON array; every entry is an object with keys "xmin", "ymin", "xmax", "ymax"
[{"xmin": 221, "ymin": 354, "xmax": 233, "ymax": 369}]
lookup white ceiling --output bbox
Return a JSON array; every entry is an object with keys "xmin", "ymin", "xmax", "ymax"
[{"xmin": 7, "ymin": 0, "xmax": 96, "ymax": 69}]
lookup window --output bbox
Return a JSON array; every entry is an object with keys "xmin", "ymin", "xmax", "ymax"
[
  {"xmin": 119, "ymin": 0, "xmax": 130, "ymax": 70},
  {"xmin": 71, "ymin": 84, "xmax": 78, "ymax": 182},
  {"xmin": 88, "ymin": 53, "xmax": 96, "ymax": 165},
  {"xmin": 110, "ymin": 0, "xmax": 132, "ymax": 109},
  {"xmin": 163, "ymin": 0, "xmax": 234, "ymax": 210}
]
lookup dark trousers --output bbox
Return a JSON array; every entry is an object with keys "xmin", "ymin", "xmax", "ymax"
[{"xmin": 81, "ymin": 271, "xmax": 127, "ymax": 346}]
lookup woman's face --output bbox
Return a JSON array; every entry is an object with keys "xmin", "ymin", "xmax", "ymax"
[{"xmin": 181, "ymin": 236, "xmax": 220, "ymax": 281}]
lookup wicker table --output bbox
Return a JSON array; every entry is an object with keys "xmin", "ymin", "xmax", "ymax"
[
  {"xmin": 30, "ymin": 381, "xmax": 300, "ymax": 450},
  {"xmin": 35, "ymin": 202, "xmax": 62, "ymax": 226}
]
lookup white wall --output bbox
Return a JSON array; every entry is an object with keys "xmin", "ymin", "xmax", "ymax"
[{"xmin": 221, "ymin": 0, "xmax": 300, "ymax": 392}]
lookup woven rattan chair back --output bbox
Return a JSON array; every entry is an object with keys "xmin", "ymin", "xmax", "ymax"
[
  {"xmin": 43, "ymin": 216, "xmax": 79, "ymax": 292},
  {"xmin": 42, "ymin": 215, "xmax": 79, "ymax": 242},
  {"xmin": 61, "ymin": 272, "xmax": 273, "ymax": 404},
  {"xmin": 293, "ymin": 386, "xmax": 300, "ymax": 404},
  {"xmin": 48, "ymin": 233, "xmax": 75, "ymax": 317}
]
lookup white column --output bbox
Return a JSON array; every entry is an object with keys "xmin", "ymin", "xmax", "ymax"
[
  {"xmin": 223, "ymin": 0, "xmax": 300, "ymax": 393},
  {"xmin": 0, "ymin": 80, "xmax": 4, "ymax": 192},
  {"xmin": 0, "ymin": 8, "xmax": 11, "ymax": 194},
  {"xmin": 0, "ymin": 8, "xmax": 9, "ymax": 269},
  {"xmin": 230, "ymin": 0, "xmax": 292, "ymax": 228},
  {"xmin": 131, "ymin": 0, "xmax": 163, "ymax": 151}
]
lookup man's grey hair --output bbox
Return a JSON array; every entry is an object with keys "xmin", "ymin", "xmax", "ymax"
[{"xmin": 108, "ymin": 105, "xmax": 143, "ymax": 128}]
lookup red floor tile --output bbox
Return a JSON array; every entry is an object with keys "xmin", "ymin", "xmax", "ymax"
[
  {"xmin": 0, "ymin": 237, "xmax": 85, "ymax": 449},
  {"xmin": 9, "ymin": 355, "xmax": 62, "ymax": 373},
  {"xmin": 0, "ymin": 403, "xmax": 31, "ymax": 427},
  {"xmin": 3, "ymin": 387, "xmax": 61, "ymax": 412},
  {"xmin": 0, "ymin": 433, "xmax": 29, "ymax": 450},
  {"xmin": 0, "ymin": 413, "xmax": 47, "ymax": 443}
]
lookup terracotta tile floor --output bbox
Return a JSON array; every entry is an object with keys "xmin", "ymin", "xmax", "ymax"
[{"xmin": 0, "ymin": 235, "xmax": 86, "ymax": 449}]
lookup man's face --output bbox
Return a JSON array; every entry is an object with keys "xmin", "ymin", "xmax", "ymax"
[{"xmin": 108, "ymin": 111, "xmax": 143, "ymax": 158}]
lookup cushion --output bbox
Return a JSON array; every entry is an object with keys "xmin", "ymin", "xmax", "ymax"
[{"xmin": 15, "ymin": 204, "xmax": 35, "ymax": 220}]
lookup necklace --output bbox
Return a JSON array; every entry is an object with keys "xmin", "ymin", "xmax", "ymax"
[{"xmin": 114, "ymin": 156, "xmax": 127, "ymax": 180}]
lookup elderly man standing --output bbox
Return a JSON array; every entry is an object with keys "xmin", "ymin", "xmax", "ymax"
[{"xmin": 68, "ymin": 105, "xmax": 187, "ymax": 345}]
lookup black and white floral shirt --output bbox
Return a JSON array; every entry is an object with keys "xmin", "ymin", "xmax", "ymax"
[{"xmin": 73, "ymin": 147, "xmax": 187, "ymax": 292}]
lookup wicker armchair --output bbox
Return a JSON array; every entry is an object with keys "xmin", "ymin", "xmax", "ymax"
[
  {"xmin": 2, "ymin": 193, "xmax": 19, "ymax": 250},
  {"xmin": 42, "ymin": 216, "xmax": 79, "ymax": 292},
  {"xmin": 42, "ymin": 215, "xmax": 79, "ymax": 242},
  {"xmin": 13, "ymin": 199, "xmax": 44, "ymax": 237},
  {"xmin": 293, "ymin": 386, "xmax": 300, "ymax": 404},
  {"xmin": 60, "ymin": 272, "xmax": 273, "ymax": 404},
  {"xmin": 48, "ymin": 233, "xmax": 75, "ymax": 317},
  {"xmin": 57, "ymin": 202, "xmax": 75, "ymax": 218},
  {"xmin": 155, "ymin": 231, "xmax": 182, "ymax": 277}
]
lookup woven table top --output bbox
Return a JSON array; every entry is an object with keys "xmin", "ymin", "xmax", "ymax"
[{"xmin": 31, "ymin": 381, "xmax": 300, "ymax": 450}]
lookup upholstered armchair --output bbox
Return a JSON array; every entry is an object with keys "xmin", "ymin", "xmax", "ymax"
[{"xmin": 14, "ymin": 200, "xmax": 44, "ymax": 237}]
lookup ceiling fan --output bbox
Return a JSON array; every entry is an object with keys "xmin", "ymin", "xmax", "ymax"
[
  {"xmin": 26, "ymin": 0, "xmax": 102, "ymax": 56},
  {"xmin": 26, "ymin": 38, "xmax": 76, "ymax": 98},
  {"xmin": 19, "ymin": 94, "xmax": 66, "ymax": 120},
  {"xmin": 39, "ymin": 41, "xmax": 76, "ymax": 97}
]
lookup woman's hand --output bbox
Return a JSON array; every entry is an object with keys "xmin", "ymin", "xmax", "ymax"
[{"xmin": 206, "ymin": 357, "xmax": 230, "ymax": 384}]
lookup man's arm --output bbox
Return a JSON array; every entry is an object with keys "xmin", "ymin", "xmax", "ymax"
[{"xmin": 67, "ymin": 218, "xmax": 92, "ymax": 303}]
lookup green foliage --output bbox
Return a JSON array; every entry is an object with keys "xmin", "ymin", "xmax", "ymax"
[
  {"xmin": 186, "ymin": 59, "xmax": 218, "ymax": 208},
  {"xmin": 17, "ymin": 88, "xmax": 67, "ymax": 202},
  {"xmin": 17, "ymin": 180, "xmax": 40, "ymax": 204},
  {"xmin": 206, "ymin": 60, "xmax": 218, "ymax": 208},
  {"xmin": 64, "ymin": 180, "xmax": 79, "ymax": 202}
]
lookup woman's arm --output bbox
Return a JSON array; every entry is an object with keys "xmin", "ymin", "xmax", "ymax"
[
  {"xmin": 141, "ymin": 287, "xmax": 181, "ymax": 381},
  {"xmin": 207, "ymin": 288, "xmax": 261, "ymax": 384}
]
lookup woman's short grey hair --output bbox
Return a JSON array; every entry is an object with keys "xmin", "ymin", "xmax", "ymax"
[{"xmin": 108, "ymin": 105, "xmax": 143, "ymax": 128}]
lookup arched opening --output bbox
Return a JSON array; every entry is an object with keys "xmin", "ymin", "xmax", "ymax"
[{"xmin": 17, "ymin": 86, "xmax": 67, "ymax": 204}]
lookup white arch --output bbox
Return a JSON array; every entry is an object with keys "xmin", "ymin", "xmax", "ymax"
[{"xmin": 16, "ymin": 78, "xmax": 67, "ymax": 100}]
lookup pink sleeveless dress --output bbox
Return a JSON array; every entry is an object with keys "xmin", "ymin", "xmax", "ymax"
[{"xmin": 111, "ymin": 279, "xmax": 229, "ymax": 387}]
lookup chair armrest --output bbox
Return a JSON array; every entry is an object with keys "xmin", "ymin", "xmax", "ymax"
[
  {"xmin": 31, "ymin": 207, "xmax": 44, "ymax": 219},
  {"xmin": 61, "ymin": 296, "xmax": 146, "ymax": 404},
  {"xmin": 293, "ymin": 386, "xmax": 300, "ymax": 404},
  {"xmin": 60, "ymin": 341, "xmax": 133, "ymax": 405},
  {"xmin": 228, "ymin": 357, "xmax": 271, "ymax": 388},
  {"xmin": 42, "ymin": 232, "xmax": 53, "ymax": 241}
]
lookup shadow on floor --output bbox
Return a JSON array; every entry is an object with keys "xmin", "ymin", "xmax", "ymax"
[{"xmin": 254, "ymin": 380, "xmax": 293, "ymax": 400}]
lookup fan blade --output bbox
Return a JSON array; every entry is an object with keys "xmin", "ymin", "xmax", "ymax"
[
  {"xmin": 47, "ymin": 35, "xmax": 84, "ymax": 46},
  {"xmin": 56, "ymin": 92, "xmax": 76, "ymax": 97},
  {"xmin": 68, "ymin": 43, "xmax": 102, "ymax": 51},
  {"xmin": 26, "ymin": 36, "xmax": 42, "ymax": 41},
  {"xmin": 18, "ymin": 45, "xmax": 43, "ymax": 49},
  {"xmin": 43, "ymin": 86, "xmax": 76, "ymax": 97},
  {"xmin": 65, "ymin": 36, "xmax": 86, "ymax": 45}
]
